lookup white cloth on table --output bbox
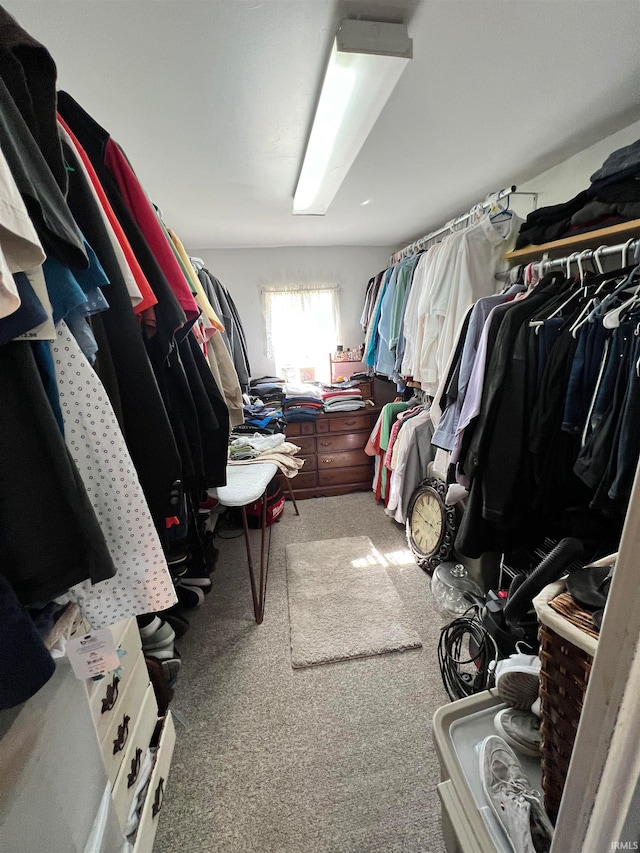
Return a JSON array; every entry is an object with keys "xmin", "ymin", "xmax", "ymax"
[{"xmin": 210, "ymin": 462, "xmax": 278, "ymax": 507}]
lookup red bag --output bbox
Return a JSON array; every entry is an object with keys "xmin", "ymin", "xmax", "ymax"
[{"xmin": 245, "ymin": 477, "xmax": 285, "ymax": 528}]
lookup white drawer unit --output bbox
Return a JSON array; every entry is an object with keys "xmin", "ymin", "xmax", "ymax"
[
  {"xmin": 111, "ymin": 683, "xmax": 159, "ymax": 830},
  {"xmin": 0, "ymin": 615, "xmax": 175, "ymax": 852},
  {"xmin": 132, "ymin": 712, "xmax": 177, "ymax": 853},
  {"xmin": 87, "ymin": 616, "xmax": 144, "ymax": 742}
]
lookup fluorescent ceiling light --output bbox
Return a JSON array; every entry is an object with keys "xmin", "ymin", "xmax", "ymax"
[{"xmin": 293, "ymin": 19, "xmax": 412, "ymax": 216}]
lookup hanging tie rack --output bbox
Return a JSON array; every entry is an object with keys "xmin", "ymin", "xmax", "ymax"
[{"xmin": 387, "ymin": 185, "xmax": 538, "ymax": 266}]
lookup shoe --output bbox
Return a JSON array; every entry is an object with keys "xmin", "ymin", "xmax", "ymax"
[
  {"xmin": 141, "ymin": 620, "xmax": 176, "ymax": 651},
  {"xmin": 160, "ymin": 657, "xmax": 181, "ymax": 688},
  {"xmin": 145, "ymin": 647, "xmax": 176, "ymax": 662},
  {"xmin": 480, "ymin": 735, "xmax": 553, "ymax": 853},
  {"xmin": 175, "ymin": 583, "xmax": 205, "ymax": 608},
  {"xmin": 160, "ymin": 610, "xmax": 190, "ymax": 639},
  {"xmin": 138, "ymin": 615, "xmax": 162, "ymax": 639},
  {"xmin": 495, "ymin": 653, "xmax": 541, "ymax": 710},
  {"xmin": 179, "ymin": 563, "xmax": 212, "ymax": 592},
  {"xmin": 494, "ymin": 708, "xmax": 541, "ymax": 758}
]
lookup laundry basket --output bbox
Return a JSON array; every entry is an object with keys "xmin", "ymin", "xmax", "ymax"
[{"xmin": 532, "ymin": 581, "xmax": 599, "ymax": 822}]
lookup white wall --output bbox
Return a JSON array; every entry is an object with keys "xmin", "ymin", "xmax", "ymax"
[
  {"xmin": 191, "ymin": 245, "xmax": 395, "ymax": 379},
  {"xmin": 512, "ymin": 118, "xmax": 640, "ymax": 216}
]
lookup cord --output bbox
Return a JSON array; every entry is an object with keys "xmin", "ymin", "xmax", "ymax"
[{"xmin": 437, "ymin": 604, "xmax": 500, "ymax": 701}]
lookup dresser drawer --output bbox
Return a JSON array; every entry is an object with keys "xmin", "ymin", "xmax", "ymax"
[
  {"xmin": 316, "ymin": 419, "xmax": 329, "ymax": 433},
  {"xmin": 132, "ymin": 713, "xmax": 176, "ymax": 853},
  {"xmin": 290, "ymin": 435, "xmax": 315, "ymax": 456},
  {"xmin": 87, "ymin": 617, "xmax": 142, "ymax": 740},
  {"xmin": 112, "ymin": 683, "xmax": 159, "ymax": 830},
  {"xmin": 279, "ymin": 470, "xmax": 318, "ymax": 490},
  {"xmin": 285, "ymin": 423, "xmax": 301, "ymax": 436},
  {"xmin": 329, "ymin": 414, "xmax": 371, "ymax": 432},
  {"xmin": 100, "ymin": 651, "xmax": 150, "ymax": 784},
  {"xmin": 316, "ymin": 433, "xmax": 366, "ymax": 453},
  {"xmin": 300, "ymin": 421, "xmax": 316, "ymax": 435},
  {"xmin": 317, "ymin": 449, "xmax": 370, "ymax": 469},
  {"xmin": 318, "ymin": 466, "xmax": 373, "ymax": 487},
  {"xmin": 297, "ymin": 453, "xmax": 317, "ymax": 471}
]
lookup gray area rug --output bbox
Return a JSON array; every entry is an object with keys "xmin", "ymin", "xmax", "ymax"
[{"xmin": 287, "ymin": 535, "xmax": 422, "ymax": 667}]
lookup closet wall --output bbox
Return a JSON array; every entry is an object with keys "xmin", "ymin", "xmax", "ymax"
[
  {"xmin": 515, "ymin": 117, "xmax": 640, "ymax": 212},
  {"xmin": 192, "ymin": 245, "xmax": 394, "ymax": 379}
]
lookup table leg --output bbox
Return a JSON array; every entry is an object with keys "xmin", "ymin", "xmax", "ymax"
[
  {"xmin": 283, "ymin": 476, "xmax": 300, "ymax": 516},
  {"xmin": 241, "ymin": 505, "xmax": 260, "ymax": 620},
  {"xmin": 240, "ymin": 491, "xmax": 273, "ymax": 625}
]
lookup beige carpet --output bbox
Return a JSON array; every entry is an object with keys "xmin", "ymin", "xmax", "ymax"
[{"xmin": 286, "ymin": 535, "xmax": 423, "ymax": 668}]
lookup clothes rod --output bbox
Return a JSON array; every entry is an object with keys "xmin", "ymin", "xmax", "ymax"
[
  {"xmin": 536, "ymin": 237, "xmax": 640, "ymax": 273},
  {"xmin": 388, "ymin": 185, "xmax": 538, "ymax": 265}
]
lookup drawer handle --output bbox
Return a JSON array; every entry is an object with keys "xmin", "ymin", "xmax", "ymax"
[
  {"xmin": 321, "ymin": 458, "xmax": 333, "ymax": 464},
  {"xmin": 113, "ymin": 713, "xmax": 130, "ymax": 755},
  {"xmin": 152, "ymin": 777, "xmax": 165, "ymax": 819},
  {"xmin": 127, "ymin": 747, "xmax": 143, "ymax": 788},
  {"xmin": 344, "ymin": 419, "xmax": 357, "ymax": 426},
  {"xmin": 319, "ymin": 441, "xmax": 332, "ymax": 447},
  {"xmin": 101, "ymin": 674, "xmax": 120, "ymax": 714}
]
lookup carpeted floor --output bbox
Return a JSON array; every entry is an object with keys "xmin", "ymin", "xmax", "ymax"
[{"xmin": 154, "ymin": 492, "xmax": 449, "ymax": 853}]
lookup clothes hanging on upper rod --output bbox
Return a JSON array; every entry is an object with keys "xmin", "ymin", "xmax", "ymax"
[
  {"xmin": 439, "ymin": 247, "xmax": 640, "ymax": 560},
  {"xmin": 360, "ymin": 200, "xmax": 523, "ymax": 397}
]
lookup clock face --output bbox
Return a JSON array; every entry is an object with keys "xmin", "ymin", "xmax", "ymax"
[
  {"xmin": 410, "ymin": 489, "xmax": 444, "ymax": 556},
  {"xmin": 406, "ymin": 478, "xmax": 457, "ymax": 573}
]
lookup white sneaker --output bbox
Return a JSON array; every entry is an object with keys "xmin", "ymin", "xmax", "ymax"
[
  {"xmin": 495, "ymin": 653, "xmax": 541, "ymax": 710},
  {"xmin": 480, "ymin": 735, "xmax": 553, "ymax": 853},
  {"xmin": 494, "ymin": 708, "xmax": 541, "ymax": 758},
  {"xmin": 480, "ymin": 735, "xmax": 536, "ymax": 852}
]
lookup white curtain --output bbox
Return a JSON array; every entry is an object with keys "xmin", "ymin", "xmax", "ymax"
[{"xmin": 262, "ymin": 285, "xmax": 340, "ymax": 381}]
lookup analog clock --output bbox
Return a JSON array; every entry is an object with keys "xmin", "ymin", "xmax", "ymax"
[{"xmin": 406, "ymin": 477, "xmax": 457, "ymax": 573}]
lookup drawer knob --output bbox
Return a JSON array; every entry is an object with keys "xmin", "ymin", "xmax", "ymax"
[
  {"xmin": 344, "ymin": 419, "xmax": 357, "ymax": 426},
  {"xmin": 101, "ymin": 674, "xmax": 120, "ymax": 714},
  {"xmin": 152, "ymin": 777, "xmax": 165, "ymax": 818},
  {"xmin": 321, "ymin": 458, "xmax": 333, "ymax": 464},
  {"xmin": 127, "ymin": 747, "xmax": 143, "ymax": 788},
  {"xmin": 113, "ymin": 713, "xmax": 130, "ymax": 755}
]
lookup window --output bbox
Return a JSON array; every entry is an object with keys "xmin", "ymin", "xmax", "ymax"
[{"xmin": 263, "ymin": 285, "xmax": 340, "ymax": 384}]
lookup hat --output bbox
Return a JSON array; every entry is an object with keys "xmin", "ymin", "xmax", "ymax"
[{"xmin": 566, "ymin": 566, "xmax": 612, "ymax": 612}]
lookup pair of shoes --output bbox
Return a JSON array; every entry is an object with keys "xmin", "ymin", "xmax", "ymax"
[
  {"xmin": 495, "ymin": 653, "xmax": 541, "ymax": 710},
  {"xmin": 481, "ymin": 735, "xmax": 553, "ymax": 853},
  {"xmin": 179, "ymin": 562, "xmax": 212, "ymax": 594},
  {"xmin": 494, "ymin": 708, "xmax": 541, "ymax": 757}
]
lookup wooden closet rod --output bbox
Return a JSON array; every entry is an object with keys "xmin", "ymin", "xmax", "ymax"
[{"xmin": 388, "ymin": 185, "xmax": 538, "ymax": 265}]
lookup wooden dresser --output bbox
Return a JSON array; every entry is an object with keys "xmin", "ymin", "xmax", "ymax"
[{"xmin": 281, "ymin": 405, "xmax": 380, "ymax": 499}]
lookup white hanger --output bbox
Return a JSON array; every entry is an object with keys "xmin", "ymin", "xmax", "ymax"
[{"xmin": 602, "ymin": 267, "xmax": 640, "ymax": 329}]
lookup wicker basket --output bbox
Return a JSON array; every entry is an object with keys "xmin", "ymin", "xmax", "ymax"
[{"xmin": 533, "ymin": 582, "xmax": 599, "ymax": 822}]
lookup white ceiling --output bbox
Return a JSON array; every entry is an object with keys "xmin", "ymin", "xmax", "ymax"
[{"xmin": 4, "ymin": 0, "xmax": 640, "ymax": 249}]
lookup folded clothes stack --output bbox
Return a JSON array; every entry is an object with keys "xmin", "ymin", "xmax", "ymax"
[
  {"xmin": 516, "ymin": 137, "xmax": 640, "ymax": 249},
  {"xmin": 283, "ymin": 382, "xmax": 324, "ymax": 422},
  {"xmin": 322, "ymin": 385, "xmax": 365, "ymax": 413},
  {"xmin": 249, "ymin": 375, "xmax": 285, "ymax": 406}
]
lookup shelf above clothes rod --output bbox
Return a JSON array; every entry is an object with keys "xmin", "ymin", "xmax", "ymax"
[
  {"xmin": 388, "ymin": 185, "xmax": 538, "ymax": 266},
  {"xmin": 505, "ymin": 219, "xmax": 640, "ymax": 263}
]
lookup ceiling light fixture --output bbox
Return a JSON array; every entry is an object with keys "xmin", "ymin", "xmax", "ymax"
[{"xmin": 292, "ymin": 19, "xmax": 412, "ymax": 216}]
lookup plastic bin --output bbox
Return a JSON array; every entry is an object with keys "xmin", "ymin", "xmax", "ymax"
[{"xmin": 432, "ymin": 691, "xmax": 543, "ymax": 853}]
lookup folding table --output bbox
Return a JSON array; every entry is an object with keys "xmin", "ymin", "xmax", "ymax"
[{"xmin": 210, "ymin": 463, "xmax": 299, "ymax": 624}]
